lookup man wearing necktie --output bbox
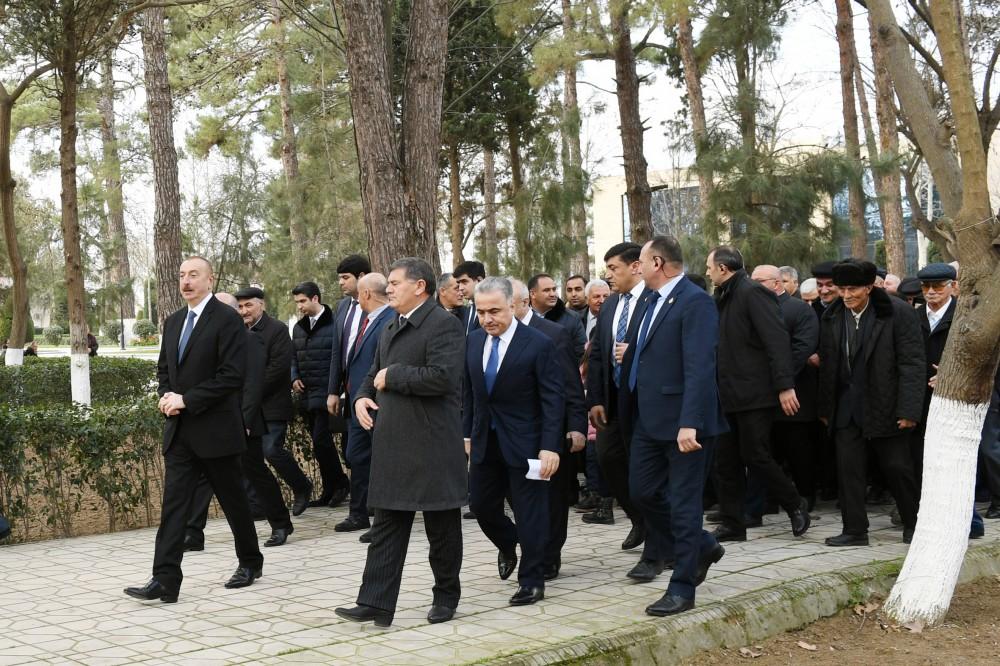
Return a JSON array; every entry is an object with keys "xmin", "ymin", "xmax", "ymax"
[
  {"xmin": 125, "ymin": 257, "xmax": 262, "ymax": 603},
  {"xmin": 464, "ymin": 277, "xmax": 565, "ymax": 606},
  {"xmin": 453, "ymin": 260, "xmax": 486, "ymax": 336},
  {"xmin": 618, "ymin": 237, "xmax": 728, "ymax": 616}
]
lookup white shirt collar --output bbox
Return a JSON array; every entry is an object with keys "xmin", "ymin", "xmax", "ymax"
[
  {"xmin": 402, "ymin": 299, "xmax": 428, "ymax": 321},
  {"xmin": 187, "ymin": 292, "xmax": 213, "ymax": 317},
  {"xmin": 654, "ymin": 273, "xmax": 685, "ymax": 301},
  {"xmin": 365, "ymin": 303, "xmax": 390, "ymax": 321},
  {"xmin": 519, "ymin": 310, "xmax": 534, "ymax": 326},
  {"xmin": 626, "ymin": 280, "xmax": 645, "ymax": 300},
  {"xmin": 927, "ymin": 297, "xmax": 952, "ymax": 329},
  {"xmin": 495, "ymin": 318, "xmax": 518, "ymax": 344}
]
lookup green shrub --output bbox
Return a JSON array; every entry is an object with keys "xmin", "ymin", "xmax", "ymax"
[
  {"xmin": 44, "ymin": 326, "xmax": 63, "ymax": 345},
  {"xmin": 132, "ymin": 319, "xmax": 157, "ymax": 338},
  {"xmin": 0, "ymin": 356, "xmax": 157, "ymax": 406},
  {"xmin": 104, "ymin": 321, "xmax": 122, "ymax": 344}
]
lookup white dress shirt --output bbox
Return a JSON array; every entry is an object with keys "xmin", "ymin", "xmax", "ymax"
[
  {"xmin": 610, "ymin": 280, "xmax": 646, "ymax": 347},
  {"xmin": 343, "ymin": 299, "xmax": 361, "ymax": 357},
  {"xmin": 482, "ymin": 319, "xmax": 518, "ymax": 372},
  {"xmin": 926, "ymin": 297, "xmax": 952, "ymax": 332},
  {"xmin": 585, "ymin": 310, "xmax": 598, "ymax": 340},
  {"xmin": 519, "ymin": 310, "xmax": 534, "ymax": 326},
  {"xmin": 180, "ymin": 293, "xmax": 213, "ymax": 349}
]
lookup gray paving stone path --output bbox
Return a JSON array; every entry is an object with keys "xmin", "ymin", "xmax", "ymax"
[{"xmin": 1, "ymin": 501, "xmax": 995, "ymax": 665}]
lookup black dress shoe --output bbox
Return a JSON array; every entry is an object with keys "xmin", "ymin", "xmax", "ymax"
[
  {"xmin": 903, "ymin": 527, "xmax": 915, "ymax": 544},
  {"xmin": 787, "ymin": 498, "xmax": 811, "ymax": 537},
  {"xmin": 328, "ymin": 487, "xmax": 349, "ymax": 508},
  {"xmin": 627, "ymin": 558, "xmax": 665, "ymax": 582},
  {"xmin": 183, "ymin": 536, "xmax": 204, "ymax": 552},
  {"xmin": 645, "ymin": 593, "xmax": 694, "ymax": 616},
  {"xmin": 335, "ymin": 516, "xmax": 371, "ymax": 532},
  {"xmin": 335, "ymin": 604, "xmax": 393, "ymax": 627},
  {"xmin": 711, "ymin": 525, "xmax": 746, "ymax": 542},
  {"xmin": 744, "ymin": 515, "xmax": 763, "ymax": 528},
  {"xmin": 986, "ymin": 504, "xmax": 1000, "ymax": 519},
  {"xmin": 704, "ymin": 511, "xmax": 723, "ymax": 524},
  {"xmin": 498, "ymin": 550, "xmax": 518, "ymax": 580},
  {"xmin": 224, "ymin": 566, "xmax": 262, "ymax": 589},
  {"xmin": 621, "ymin": 523, "xmax": 645, "ymax": 550},
  {"xmin": 825, "ymin": 532, "xmax": 869, "ymax": 547},
  {"xmin": 544, "ymin": 563, "xmax": 560, "ymax": 581},
  {"xmin": 124, "ymin": 578, "xmax": 177, "ymax": 603},
  {"xmin": 582, "ymin": 498, "xmax": 614, "ymax": 525},
  {"xmin": 291, "ymin": 484, "xmax": 312, "ymax": 517},
  {"xmin": 426, "ymin": 605, "xmax": 455, "ymax": 624},
  {"xmin": 359, "ymin": 528, "xmax": 373, "ymax": 543},
  {"xmin": 264, "ymin": 527, "xmax": 292, "ymax": 547},
  {"xmin": 307, "ymin": 493, "xmax": 332, "ymax": 508},
  {"xmin": 509, "ymin": 586, "xmax": 544, "ymax": 606},
  {"xmin": 695, "ymin": 543, "xmax": 725, "ymax": 585}
]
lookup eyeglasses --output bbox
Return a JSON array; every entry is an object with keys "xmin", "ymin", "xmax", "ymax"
[{"xmin": 920, "ymin": 281, "xmax": 952, "ymax": 291}]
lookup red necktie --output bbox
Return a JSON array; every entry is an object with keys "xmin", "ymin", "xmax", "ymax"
[{"xmin": 353, "ymin": 316, "xmax": 370, "ymax": 357}]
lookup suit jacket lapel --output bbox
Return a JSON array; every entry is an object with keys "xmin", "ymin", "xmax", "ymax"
[
  {"xmin": 470, "ymin": 331, "xmax": 488, "ymax": 395},
  {"xmin": 179, "ymin": 298, "xmax": 215, "ymax": 365},
  {"xmin": 642, "ymin": 279, "xmax": 688, "ymax": 345},
  {"xmin": 351, "ymin": 309, "xmax": 389, "ymax": 368},
  {"xmin": 493, "ymin": 323, "xmax": 529, "ymax": 392}
]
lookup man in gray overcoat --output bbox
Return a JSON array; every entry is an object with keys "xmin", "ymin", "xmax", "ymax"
[{"xmin": 335, "ymin": 257, "xmax": 468, "ymax": 628}]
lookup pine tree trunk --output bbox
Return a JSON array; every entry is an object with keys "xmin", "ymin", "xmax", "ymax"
[
  {"xmin": 58, "ymin": 29, "xmax": 90, "ymax": 405},
  {"xmin": 562, "ymin": 0, "xmax": 589, "ymax": 278},
  {"xmin": 885, "ymin": 0, "xmax": 1000, "ymax": 627},
  {"xmin": 270, "ymin": 0, "xmax": 306, "ymax": 274},
  {"xmin": 98, "ymin": 54, "xmax": 134, "ymax": 317},
  {"xmin": 676, "ymin": 5, "xmax": 715, "ymax": 244},
  {"xmin": 447, "ymin": 139, "xmax": 464, "ymax": 265},
  {"xmin": 141, "ymin": 7, "xmax": 183, "ymax": 329},
  {"xmin": 835, "ymin": 0, "xmax": 867, "ymax": 258},
  {"xmin": 610, "ymin": 0, "xmax": 651, "ymax": 244},
  {"xmin": 0, "ymin": 91, "xmax": 29, "ymax": 365},
  {"xmin": 509, "ymin": 120, "xmax": 531, "ymax": 277},
  {"xmin": 482, "ymin": 147, "xmax": 498, "ymax": 275}
]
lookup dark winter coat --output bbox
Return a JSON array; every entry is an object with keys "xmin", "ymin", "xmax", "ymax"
[
  {"xmin": 250, "ymin": 311, "xmax": 294, "ymax": 422},
  {"xmin": 817, "ymin": 287, "xmax": 926, "ymax": 438},
  {"xmin": 540, "ymin": 298, "xmax": 587, "ymax": 364},
  {"xmin": 776, "ymin": 292, "xmax": 819, "ymax": 422},
  {"xmin": 290, "ymin": 304, "xmax": 335, "ymax": 411},
  {"xmin": 714, "ymin": 270, "xmax": 796, "ymax": 413},
  {"xmin": 917, "ymin": 297, "xmax": 956, "ymax": 415}
]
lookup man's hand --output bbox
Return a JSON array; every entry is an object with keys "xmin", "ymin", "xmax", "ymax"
[
  {"xmin": 898, "ymin": 418, "xmax": 917, "ymax": 429},
  {"xmin": 538, "ymin": 450, "xmax": 560, "ymax": 480},
  {"xmin": 928, "ymin": 364, "xmax": 938, "ymax": 389},
  {"xmin": 355, "ymin": 397, "xmax": 379, "ymax": 430},
  {"xmin": 613, "ymin": 342, "xmax": 628, "ymax": 364},
  {"xmin": 567, "ymin": 431, "xmax": 585, "ymax": 453},
  {"xmin": 292, "ymin": 379, "xmax": 305, "ymax": 394},
  {"xmin": 589, "ymin": 405, "xmax": 608, "ymax": 430},
  {"xmin": 160, "ymin": 393, "xmax": 185, "ymax": 417},
  {"xmin": 779, "ymin": 388, "xmax": 800, "ymax": 416},
  {"xmin": 464, "ymin": 438, "xmax": 471, "ymax": 457},
  {"xmin": 326, "ymin": 394, "xmax": 340, "ymax": 415},
  {"xmin": 374, "ymin": 368, "xmax": 389, "ymax": 391},
  {"xmin": 677, "ymin": 427, "xmax": 701, "ymax": 453},
  {"xmin": 807, "ymin": 353, "xmax": 820, "ymax": 368}
]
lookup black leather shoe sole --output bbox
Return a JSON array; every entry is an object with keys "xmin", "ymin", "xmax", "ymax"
[
  {"xmin": 335, "ymin": 605, "xmax": 393, "ymax": 627},
  {"xmin": 626, "ymin": 561, "xmax": 664, "ymax": 582},
  {"xmin": 695, "ymin": 544, "xmax": 725, "ymax": 586},
  {"xmin": 509, "ymin": 588, "xmax": 544, "ymax": 606},
  {"xmin": 498, "ymin": 552, "xmax": 518, "ymax": 581},
  {"xmin": 224, "ymin": 569, "xmax": 262, "ymax": 589},
  {"xmin": 335, "ymin": 519, "xmax": 370, "ymax": 533},
  {"xmin": 645, "ymin": 595, "xmax": 694, "ymax": 616},
  {"xmin": 711, "ymin": 527, "xmax": 746, "ymax": 542},
  {"xmin": 124, "ymin": 585, "xmax": 178, "ymax": 604},
  {"xmin": 825, "ymin": 534, "xmax": 869, "ymax": 547},
  {"xmin": 426, "ymin": 605, "xmax": 456, "ymax": 624},
  {"xmin": 183, "ymin": 541, "xmax": 204, "ymax": 552}
]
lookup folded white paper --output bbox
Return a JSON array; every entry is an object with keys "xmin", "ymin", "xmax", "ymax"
[{"xmin": 526, "ymin": 458, "xmax": 549, "ymax": 481}]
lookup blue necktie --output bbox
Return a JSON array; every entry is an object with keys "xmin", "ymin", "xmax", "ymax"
[
  {"xmin": 177, "ymin": 310, "xmax": 196, "ymax": 361},
  {"xmin": 628, "ymin": 292, "xmax": 660, "ymax": 391},
  {"xmin": 485, "ymin": 336, "xmax": 500, "ymax": 394},
  {"xmin": 613, "ymin": 292, "xmax": 633, "ymax": 387}
]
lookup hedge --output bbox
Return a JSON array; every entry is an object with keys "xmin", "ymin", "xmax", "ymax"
[{"xmin": 0, "ymin": 356, "xmax": 157, "ymax": 406}]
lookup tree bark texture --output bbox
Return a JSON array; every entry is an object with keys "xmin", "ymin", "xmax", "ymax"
[
  {"xmin": 835, "ymin": 0, "xmax": 867, "ymax": 258},
  {"xmin": 270, "ymin": 0, "xmax": 306, "ymax": 274},
  {"xmin": 562, "ymin": 0, "xmax": 589, "ymax": 278},
  {"xmin": 98, "ymin": 54, "xmax": 135, "ymax": 317},
  {"xmin": 676, "ymin": 5, "xmax": 716, "ymax": 244},
  {"xmin": 885, "ymin": 0, "xmax": 1000, "ymax": 627},
  {"xmin": 0, "ymin": 89, "xmax": 30, "ymax": 361},
  {"xmin": 610, "ymin": 0, "xmax": 651, "ymax": 244},
  {"xmin": 482, "ymin": 147, "xmax": 498, "ymax": 276},
  {"xmin": 447, "ymin": 139, "xmax": 464, "ymax": 266},
  {"xmin": 508, "ymin": 120, "xmax": 531, "ymax": 278},
  {"xmin": 141, "ymin": 7, "xmax": 183, "ymax": 329}
]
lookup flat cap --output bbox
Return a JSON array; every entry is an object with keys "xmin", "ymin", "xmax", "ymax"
[
  {"xmin": 832, "ymin": 259, "xmax": 877, "ymax": 287},
  {"xmin": 234, "ymin": 286, "xmax": 265, "ymax": 300},
  {"xmin": 916, "ymin": 262, "xmax": 957, "ymax": 282},
  {"xmin": 898, "ymin": 277, "xmax": 923, "ymax": 297},
  {"xmin": 811, "ymin": 260, "xmax": 836, "ymax": 278}
]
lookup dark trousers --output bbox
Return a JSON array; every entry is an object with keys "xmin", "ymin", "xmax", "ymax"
[
  {"xmin": 584, "ymin": 438, "xmax": 608, "ymax": 496},
  {"xmin": 153, "ymin": 429, "xmax": 262, "ymax": 592},
  {"xmin": 470, "ymin": 432, "xmax": 550, "ymax": 588},
  {"xmin": 595, "ymin": 417, "xmax": 640, "ymax": 521},
  {"xmin": 715, "ymin": 408, "xmax": 801, "ymax": 531},
  {"xmin": 356, "ymin": 507, "xmax": 462, "ymax": 612},
  {"xmin": 545, "ymin": 446, "xmax": 572, "ymax": 568},
  {"xmin": 978, "ymin": 384, "xmax": 1000, "ymax": 503},
  {"xmin": 835, "ymin": 423, "xmax": 919, "ymax": 534},
  {"xmin": 306, "ymin": 408, "xmax": 349, "ymax": 496},
  {"xmin": 261, "ymin": 420, "xmax": 312, "ymax": 494},
  {"xmin": 772, "ymin": 421, "xmax": 816, "ymax": 502},
  {"xmin": 186, "ymin": 436, "xmax": 292, "ymax": 542},
  {"xmin": 345, "ymin": 417, "xmax": 373, "ymax": 523},
  {"xmin": 630, "ymin": 420, "xmax": 718, "ymax": 600}
]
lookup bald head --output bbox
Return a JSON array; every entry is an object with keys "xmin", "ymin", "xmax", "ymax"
[
  {"xmin": 215, "ymin": 292, "xmax": 238, "ymax": 309},
  {"xmin": 509, "ymin": 278, "xmax": 531, "ymax": 319},
  {"xmin": 751, "ymin": 264, "xmax": 784, "ymax": 296},
  {"xmin": 357, "ymin": 272, "xmax": 389, "ymax": 313}
]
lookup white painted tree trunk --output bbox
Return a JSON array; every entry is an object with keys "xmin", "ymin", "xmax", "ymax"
[
  {"xmin": 70, "ymin": 352, "xmax": 91, "ymax": 406},
  {"xmin": 884, "ymin": 395, "xmax": 990, "ymax": 624},
  {"xmin": 4, "ymin": 347, "xmax": 24, "ymax": 366}
]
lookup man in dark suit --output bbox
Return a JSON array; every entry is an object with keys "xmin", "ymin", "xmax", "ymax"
[
  {"xmin": 335, "ymin": 258, "xmax": 467, "ymax": 627},
  {"xmin": 236, "ymin": 287, "xmax": 312, "ymax": 516},
  {"xmin": 125, "ymin": 257, "xmax": 262, "ymax": 603},
  {"xmin": 464, "ymin": 277, "xmax": 565, "ymax": 606},
  {"xmin": 510, "ymin": 279, "xmax": 587, "ymax": 581},
  {"xmin": 619, "ymin": 236, "xmax": 728, "ymax": 616},
  {"xmin": 326, "ymin": 254, "xmax": 370, "ymax": 422},
  {"xmin": 334, "ymin": 273, "xmax": 393, "ymax": 535},
  {"xmin": 453, "ymin": 260, "xmax": 485, "ymax": 336},
  {"xmin": 183, "ymin": 293, "xmax": 294, "ymax": 550},
  {"xmin": 528, "ymin": 273, "xmax": 586, "ymax": 363}
]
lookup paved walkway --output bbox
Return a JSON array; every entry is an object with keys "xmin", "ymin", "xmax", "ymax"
[{"xmin": 1, "ymin": 501, "xmax": 995, "ymax": 665}]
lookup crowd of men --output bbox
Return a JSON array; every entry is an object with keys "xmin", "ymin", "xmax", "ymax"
[{"xmin": 123, "ymin": 239, "xmax": 1000, "ymax": 628}]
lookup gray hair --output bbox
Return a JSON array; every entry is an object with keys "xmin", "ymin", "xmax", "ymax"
[
  {"xmin": 799, "ymin": 277, "xmax": 818, "ymax": 295},
  {"xmin": 388, "ymin": 257, "xmax": 436, "ymax": 294},
  {"xmin": 474, "ymin": 276, "xmax": 513, "ymax": 302},
  {"xmin": 779, "ymin": 266, "xmax": 799, "ymax": 282},
  {"xmin": 585, "ymin": 279, "xmax": 610, "ymax": 298},
  {"xmin": 508, "ymin": 278, "xmax": 529, "ymax": 301}
]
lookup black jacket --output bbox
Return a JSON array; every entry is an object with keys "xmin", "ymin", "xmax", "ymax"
[
  {"xmin": 528, "ymin": 313, "xmax": 588, "ymax": 436},
  {"xmin": 715, "ymin": 270, "xmax": 796, "ymax": 413},
  {"xmin": 242, "ymin": 330, "xmax": 267, "ymax": 437},
  {"xmin": 817, "ymin": 288, "xmax": 926, "ymax": 438},
  {"xmin": 291, "ymin": 304, "xmax": 335, "ymax": 411},
  {"xmin": 918, "ymin": 298, "xmax": 956, "ymax": 414},
  {"xmin": 776, "ymin": 292, "xmax": 819, "ymax": 422},
  {"xmin": 540, "ymin": 298, "xmax": 587, "ymax": 364},
  {"xmin": 250, "ymin": 311, "xmax": 294, "ymax": 422}
]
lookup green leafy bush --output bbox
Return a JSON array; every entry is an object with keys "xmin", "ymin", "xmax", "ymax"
[
  {"xmin": 0, "ymin": 356, "xmax": 157, "ymax": 406},
  {"xmin": 132, "ymin": 319, "xmax": 157, "ymax": 338},
  {"xmin": 104, "ymin": 321, "xmax": 122, "ymax": 344},
  {"xmin": 44, "ymin": 326, "xmax": 63, "ymax": 345},
  {"xmin": 0, "ymin": 297, "xmax": 35, "ymax": 344}
]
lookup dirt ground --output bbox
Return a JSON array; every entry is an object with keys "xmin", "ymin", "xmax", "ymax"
[{"xmin": 684, "ymin": 576, "xmax": 1000, "ymax": 665}]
